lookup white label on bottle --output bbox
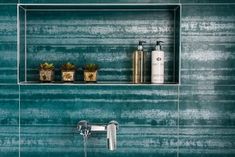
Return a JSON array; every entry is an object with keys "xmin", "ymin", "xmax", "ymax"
[{"xmin": 151, "ymin": 51, "xmax": 164, "ymax": 84}]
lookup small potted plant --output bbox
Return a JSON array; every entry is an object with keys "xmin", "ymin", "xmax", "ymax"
[
  {"xmin": 39, "ymin": 62, "xmax": 55, "ymax": 82},
  {"xmin": 83, "ymin": 64, "xmax": 98, "ymax": 83},
  {"xmin": 61, "ymin": 62, "xmax": 76, "ymax": 82}
]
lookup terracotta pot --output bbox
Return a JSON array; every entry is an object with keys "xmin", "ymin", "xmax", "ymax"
[
  {"xmin": 39, "ymin": 69, "xmax": 54, "ymax": 82},
  {"xmin": 84, "ymin": 70, "xmax": 97, "ymax": 82},
  {"xmin": 61, "ymin": 70, "xmax": 75, "ymax": 82}
]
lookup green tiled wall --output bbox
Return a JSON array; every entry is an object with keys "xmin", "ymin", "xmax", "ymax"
[
  {"xmin": 0, "ymin": 1, "xmax": 235, "ymax": 157},
  {"xmin": 179, "ymin": 4, "xmax": 235, "ymax": 157},
  {"xmin": 20, "ymin": 85, "xmax": 178, "ymax": 157}
]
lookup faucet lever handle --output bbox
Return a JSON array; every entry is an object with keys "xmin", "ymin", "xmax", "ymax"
[
  {"xmin": 77, "ymin": 120, "xmax": 91, "ymax": 136},
  {"xmin": 107, "ymin": 121, "xmax": 119, "ymax": 151}
]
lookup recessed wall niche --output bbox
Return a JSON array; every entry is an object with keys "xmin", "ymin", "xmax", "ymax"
[{"xmin": 18, "ymin": 4, "xmax": 181, "ymax": 84}]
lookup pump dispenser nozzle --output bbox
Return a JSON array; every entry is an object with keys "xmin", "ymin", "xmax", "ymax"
[
  {"xmin": 155, "ymin": 41, "xmax": 164, "ymax": 51},
  {"xmin": 137, "ymin": 41, "xmax": 146, "ymax": 51}
]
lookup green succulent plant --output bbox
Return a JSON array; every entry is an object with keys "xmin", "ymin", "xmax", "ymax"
[
  {"xmin": 40, "ymin": 62, "xmax": 54, "ymax": 70},
  {"xmin": 61, "ymin": 62, "xmax": 76, "ymax": 71},
  {"xmin": 84, "ymin": 64, "xmax": 98, "ymax": 72}
]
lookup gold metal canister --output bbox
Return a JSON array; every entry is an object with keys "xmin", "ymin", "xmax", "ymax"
[{"xmin": 132, "ymin": 50, "xmax": 144, "ymax": 84}]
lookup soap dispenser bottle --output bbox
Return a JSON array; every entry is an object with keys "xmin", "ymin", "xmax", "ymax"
[
  {"xmin": 132, "ymin": 41, "xmax": 146, "ymax": 84},
  {"xmin": 151, "ymin": 41, "xmax": 164, "ymax": 84}
]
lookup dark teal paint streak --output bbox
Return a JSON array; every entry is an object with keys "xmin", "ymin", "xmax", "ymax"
[
  {"xmin": 0, "ymin": 1, "xmax": 235, "ymax": 157},
  {"xmin": 179, "ymin": 85, "xmax": 235, "ymax": 156},
  {"xmin": 0, "ymin": 0, "xmax": 17, "ymax": 3},
  {"xmin": 0, "ymin": 85, "xmax": 19, "ymax": 157},
  {"xmin": 181, "ymin": 5, "xmax": 235, "ymax": 85},
  {"xmin": 179, "ymin": 4, "xmax": 235, "ymax": 157},
  {"xmin": 0, "ymin": 5, "xmax": 17, "ymax": 83},
  {"xmin": 20, "ymin": 85, "xmax": 178, "ymax": 157}
]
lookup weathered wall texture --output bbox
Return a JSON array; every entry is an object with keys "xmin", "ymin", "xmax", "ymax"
[{"xmin": 0, "ymin": 0, "xmax": 234, "ymax": 157}]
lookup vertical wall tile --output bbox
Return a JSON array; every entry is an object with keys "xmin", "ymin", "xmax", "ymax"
[
  {"xmin": 179, "ymin": 85, "xmax": 235, "ymax": 157},
  {"xmin": 20, "ymin": 85, "xmax": 178, "ymax": 157},
  {"xmin": 181, "ymin": 5, "xmax": 235, "ymax": 85},
  {"xmin": 0, "ymin": 5, "xmax": 17, "ymax": 83},
  {"xmin": 0, "ymin": 85, "xmax": 19, "ymax": 157}
]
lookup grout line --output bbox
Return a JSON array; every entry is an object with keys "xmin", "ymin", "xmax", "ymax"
[
  {"xmin": 26, "ymin": 9, "xmax": 175, "ymax": 11},
  {"xmin": 179, "ymin": 5, "xmax": 182, "ymax": 85},
  {"xmin": 176, "ymin": 84, "xmax": 235, "ymax": 87},
  {"xmin": 177, "ymin": 85, "xmax": 180, "ymax": 157},
  {"xmin": 177, "ymin": 3, "xmax": 182, "ymax": 157},
  {"xmin": 181, "ymin": 3, "xmax": 235, "ymax": 5},
  {"xmin": 17, "ymin": 5, "xmax": 20, "ymax": 84},
  {"xmin": 178, "ymin": 7, "xmax": 183, "ymax": 84},
  {"xmin": 24, "ymin": 10, "xmax": 27, "ymax": 82},
  {"xmin": 173, "ymin": 8, "xmax": 176, "ymax": 83},
  {"xmin": 18, "ymin": 85, "xmax": 21, "ymax": 157},
  {"xmin": 18, "ymin": 83, "xmax": 181, "ymax": 86},
  {"xmin": 0, "ymin": 2, "xmax": 233, "ymax": 5}
]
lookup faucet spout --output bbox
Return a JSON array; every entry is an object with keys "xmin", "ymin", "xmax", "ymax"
[
  {"xmin": 107, "ymin": 121, "xmax": 119, "ymax": 151},
  {"xmin": 76, "ymin": 120, "xmax": 119, "ymax": 151}
]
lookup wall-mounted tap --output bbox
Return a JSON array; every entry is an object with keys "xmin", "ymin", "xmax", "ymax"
[
  {"xmin": 107, "ymin": 121, "xmax": 119, "ymax": 151},
  {"xmin": 77, "ymin": 120, "xmax": 119, "ymax": 151}
]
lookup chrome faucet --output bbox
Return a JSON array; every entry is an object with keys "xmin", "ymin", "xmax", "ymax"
[
  {"xmin": 107, "ymin": 121, "xmax": 119, "ymax": 151},
  {"xmin": 77, "ymin": 120, "xmax": 119, "ymax": 151}
]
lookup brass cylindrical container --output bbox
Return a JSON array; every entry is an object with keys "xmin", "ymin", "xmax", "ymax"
[
  {"xmin": 84, "ymin": 70, "xmax": 97, "ymax": 82},
  {"xmin": 61, "ymin": 70, "xmax": 75, "ymax": 82},
  {"xmin": 132, "ymin": 50, "xmax": 144, "ymax": 84},
  {"xmin": 39, "ymin": 69, "xmax": 54, "ymax": 82}
]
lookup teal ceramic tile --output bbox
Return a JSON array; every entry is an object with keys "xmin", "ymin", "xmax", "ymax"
[
  {"xmin": 0, "ymin": 5, "xmax": 17, "ymax": 83},
  {"xmin": 181, "ymin": 5, "xmax": 235, "ymax": 85},
  {"xmin": 20, "ymin": 85, "xmax": 178, "ymax": 157},
  {"xmin": 0, "ymin": 85, "xmax": 19, "ymax": 157},
  {"xmin": 0, "ymin": 0, "xmax": 17, "ymax": 3},
  {"xmin": 179, "ymin": 85, "xmax": 235, "ymax": 156},
  {"xmin": 20, "ymin": 125, "xmax": 178, "ymax": 157},
  {"xmin": 181, "ymin": 0, "xmax": 235, "ymax": 3},
  {"xmin": 181, "ymin": 5, "xmax": 235, "ymax": 43},
  {"xmin": 181, "ymin": 42, "xmax": 235, "ymax": 85},
  {"xmin": 179, "ymin": 126, "xmax": 235, "ymax": 157},
  {"xmin": 18, "ymin": 6, "xmax": 180, "ymax": 84},
  {"xmin": 179, "ymin": 85, "xmax": 235, "ymax": 126},
  {"xmin": 20, "ymin": 85, "xmax": 178, "ymax": 125},
  {"xmin": 0, "ymin": 85, "xmax": 19, "ymax": 125},
  {"xmin": 20, "ymin": 0, "xmax": 179, "ymax": 4}
]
